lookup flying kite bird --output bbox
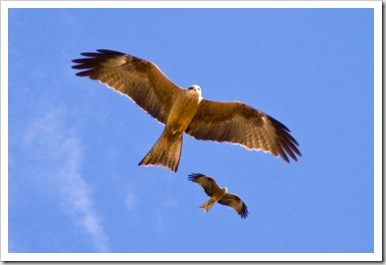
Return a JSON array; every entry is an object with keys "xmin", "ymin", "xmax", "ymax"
[
  {"xmin": 188, "ymin": 173, "xmax": 248, "ymax": 219},
  {"xmin": 72, "ymin": 49, "xmax": 301, "ymax": 172}
]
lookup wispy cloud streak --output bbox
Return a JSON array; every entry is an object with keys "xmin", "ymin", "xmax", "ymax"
[{"xmin": 23, "ymin": 107, "xmax": 109, "ymax": 252}]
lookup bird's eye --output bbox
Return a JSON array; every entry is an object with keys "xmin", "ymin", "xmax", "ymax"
[{"xmin": 188, "ymin": 86, "xmax": 201, "ymax": 92}]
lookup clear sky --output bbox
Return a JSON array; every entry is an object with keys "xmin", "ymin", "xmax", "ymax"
[{"xmin": 3, "ymin": 1, "xmax": 380, "ymax": 261}]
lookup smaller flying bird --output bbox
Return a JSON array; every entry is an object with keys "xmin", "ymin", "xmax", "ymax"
[{"xmin": 188, "ymin": 173, "xmax": 248, "ymax": 219}]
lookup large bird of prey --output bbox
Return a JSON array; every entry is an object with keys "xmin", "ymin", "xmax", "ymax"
[
  {"xmin": 72, "ymin": 49, "xmax": 301, "ymax": 172},
  {"xmin": 188, "ymin": 173, "xmax": 248, "ymax": 219}
]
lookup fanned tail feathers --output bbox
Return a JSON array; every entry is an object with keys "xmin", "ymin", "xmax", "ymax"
[
  {"xmin": 138, "ymin": 132, "xmax": 183, "ymax": 172},
  {"xmin": 199, "ymin": 199, "xmax": 215, "ymax": 213}
]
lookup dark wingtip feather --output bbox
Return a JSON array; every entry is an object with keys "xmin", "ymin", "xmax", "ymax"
[
  {"xmin": 72, "ymin": 58, "xmax": 86, "ymax": 63},
  {"xmin": 97, "ymin": 49, "xmax": 126, "ymax": 55},
  {"xmin": 80, "ymin": 52, "xmax": 101, "ymax": 57},
  {"xmin": 277, "ymin": 146, "xmax": 290, "ymax": 163},
  {"xmin": 74, "ymin": 70, "xmax": 94, "ymax": 77},
  {"xmin": 240, "ymin": 206, "xmax": 249, "ymax": 219},
  {"xmin": 267, "ymin": 114, "xmax": 291, "ymax": 132},
  {"xmin": 72, "ymin": 49, "xmax": 119, "ymax": 77},
  {"xmin": 241, "ymin": 213, "xmax": 248, "ymax": 219},
  {"xmin": 267, "ymin": 114, "xmax": 301, "ymax": 162},
  {"xmin": 188, "ymin": 173, "xmax": 205, "ymax": 182}
]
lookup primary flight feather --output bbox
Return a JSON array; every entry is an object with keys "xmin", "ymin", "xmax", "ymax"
[{"xmin": 72, "ymin": 49, "xmax": 301, "ymax": 172}]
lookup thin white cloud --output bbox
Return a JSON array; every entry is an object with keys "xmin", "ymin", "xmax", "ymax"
[
  {"xmin": 152, "ymin": 197, "xmax": 180, "ymax": 235},
  {"xmin": 124, "ymin": 191, "xmax": 138, "ymax": 210},
  {"xmin": 23, "ymin": 107, "xmax": 109, "ymax": 252}
]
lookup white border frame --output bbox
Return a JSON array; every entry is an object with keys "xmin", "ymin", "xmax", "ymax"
[{"xmin": 1, "ymin": 1, "xmax": 382, "ymax": 262}]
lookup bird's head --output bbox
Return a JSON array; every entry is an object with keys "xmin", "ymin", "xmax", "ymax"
[
  {"xmin": 222, "ymin": 187, "xmax": 228, "ymax": 193},
  {"xmin": 187, "ymin": 85, "xmax": 202, "ymax": 97}
]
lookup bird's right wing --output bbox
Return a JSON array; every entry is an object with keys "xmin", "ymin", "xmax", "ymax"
[
  {"xmin": 188, "ymin": 173, "xmax": 221, "ymax": 197},
  {"xmin": 72, "ymin": 49, "xmax": 183, "ymax": 124}
]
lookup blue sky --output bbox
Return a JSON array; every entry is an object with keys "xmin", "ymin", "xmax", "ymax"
[{"xmin": 2, "ymin": 1, "xmax": 381, "ymax": 261}]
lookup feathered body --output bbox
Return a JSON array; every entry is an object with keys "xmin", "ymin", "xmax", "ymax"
[{"xmin": 139, "ymin": 87, "xmax": 202, "ymax": 172}]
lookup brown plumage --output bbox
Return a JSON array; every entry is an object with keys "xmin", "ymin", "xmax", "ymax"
[
  {"xmin": 188, "ymin": 173, "xmax": 248, "ymax": 219},
  {"xmin": 72, "ymin": 49, "xmax": 301, "ymax": 172}
]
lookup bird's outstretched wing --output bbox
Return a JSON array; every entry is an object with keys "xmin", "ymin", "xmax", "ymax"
[
  {"xmin": 218, "ymin": 193, "xmax": 248, "ymax": 219},
  {"xmin": 72, "ymin": 49, "xmax": 182, "ymax": 124},
  {"xmin": 188, "ymin": 173, "xmax": 221, "ymax": 197},
  {"xmin": 185, "ymin": 100, "xmax": 301, "ymax": 163}
]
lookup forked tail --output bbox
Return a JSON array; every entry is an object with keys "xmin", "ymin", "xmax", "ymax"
[
  {"xmin": 199, "ymin": 199, "xmax": 216, "ymax": 213},
  {"xmin": 138, "ymin": 131, "xmax": 183, "ymax": 172}
]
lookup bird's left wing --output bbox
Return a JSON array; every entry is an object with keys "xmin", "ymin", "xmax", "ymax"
[
  {"xmin": 185, "ymin": 99, "xmax": 301, "ymax": 163},
  {"xmin": 218, "ymin": 193, "xmax": 248, "ymax": 219},
  {"xmin": 72, "ymin": 49, "xmax": 182, "ymax": 124},
  {"xmin": 188, "ymin": 173, "xmax": 221, "ymax": 197}
]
